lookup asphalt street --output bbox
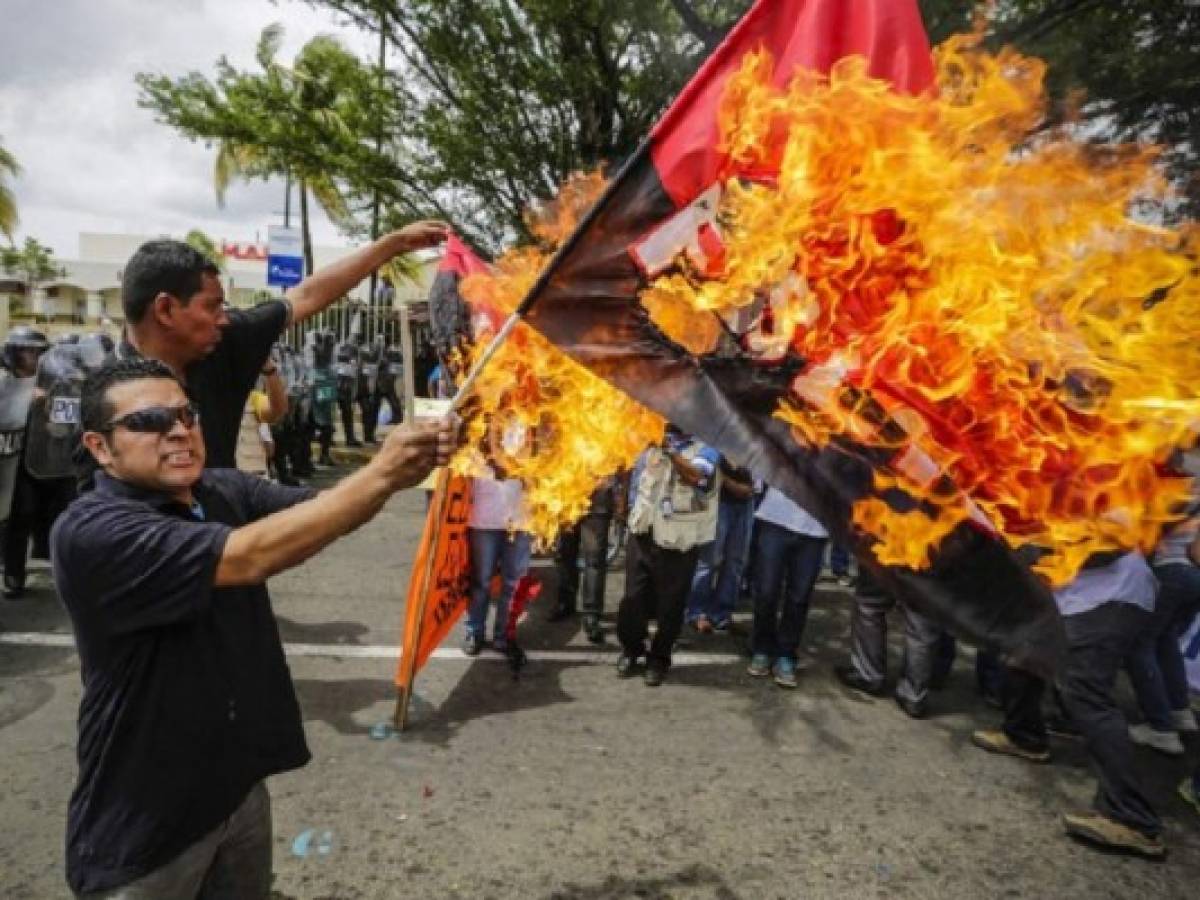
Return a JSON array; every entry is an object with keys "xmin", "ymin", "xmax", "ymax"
[{"xmin": 1, "ymin": 466, "xmax": 1198, "ymax": 899}]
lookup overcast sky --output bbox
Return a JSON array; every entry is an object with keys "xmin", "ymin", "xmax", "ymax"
[{"xmin": 0, "ymin": 0, "xmax": 376, "ymax": 259}]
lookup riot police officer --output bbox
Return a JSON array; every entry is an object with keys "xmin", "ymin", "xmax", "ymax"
[
  {"xmin": 0, "ymin": 328, "xmax": 44, "ymax": 596},
  {"xmin": 2, "ymin": 327, "xmax": 50, "ymax": 380},
  {"xmin": 268, "ymin": 344, "xmax": 301, "ymax": 485},
  {"xmin": 374, "ymin": 336, "xmax": 404, "ymax": 427},
  {"xmin": 334, "ymin": 335, "xmax": 362, "ymax": 448},
  {"xmin": 0, "ymin": 340, "xmax": 37, "ymax": 602},
  {"xmin": 309, "ymin": 330, "xmax": 337, "ymax": 467},
  {"xmin": 3, "ymin": 329, "xmax": 84, "ymax": 598},
  {"xmin": 357, "ymin": 336, "xmax": 380, "ymax": 443},
  {"xmin": 287, "ymin": 341, "xmax": 317, "ymax": 478}
]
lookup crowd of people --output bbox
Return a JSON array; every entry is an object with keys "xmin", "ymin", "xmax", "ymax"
[
  {"xmin": 461, "ymin": 425, "xmax": 1200, "ymax": 861},
  {"xmin": 236, "ymin": 325, "xmax": 408, "ymax": 483}
]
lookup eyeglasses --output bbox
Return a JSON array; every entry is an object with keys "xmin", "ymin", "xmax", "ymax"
[{"xmin": 103, "ymin": 402, "xmax": 201, "ymax": 435}]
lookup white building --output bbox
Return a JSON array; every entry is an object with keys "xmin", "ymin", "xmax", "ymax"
[{"xmin": 0, "ymin": 231, "xmax": 438, "ymax": 343}]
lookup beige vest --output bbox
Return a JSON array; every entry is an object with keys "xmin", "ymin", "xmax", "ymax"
[{"xmin": 628, "ymin": 444, "xmax": 719, "ymax": 551}]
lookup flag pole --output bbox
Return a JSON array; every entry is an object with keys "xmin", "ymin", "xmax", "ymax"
[{"xmin": 449, "ymin": 135, "xmax": 654, "ymax": 411}]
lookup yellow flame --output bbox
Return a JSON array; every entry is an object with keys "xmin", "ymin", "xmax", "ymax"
[
  {"xmin": 454, "ymin": 174, "xmax": 664, "ymax": 543},
  {"xmin": 642, "ymin": 36, "xmax": 1200, "ymax": 585}
]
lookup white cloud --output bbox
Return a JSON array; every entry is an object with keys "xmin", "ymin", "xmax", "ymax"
[{"xmin": 0, "ymin": 0, "xmax": 375, "ymax": 258}]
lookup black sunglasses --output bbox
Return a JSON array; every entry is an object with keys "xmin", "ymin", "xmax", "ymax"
[{"xmin": 103, "ymin": 402, "xmax": 201, "ymax": 435}]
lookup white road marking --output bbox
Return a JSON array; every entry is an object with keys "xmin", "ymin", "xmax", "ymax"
[
  {"xmin": 0, "ymin": 632, "xmax": 746, "ymax": 666},
  {"xmin": 0, "ymin": 583, "xmax": 855, "ymax": 667}
]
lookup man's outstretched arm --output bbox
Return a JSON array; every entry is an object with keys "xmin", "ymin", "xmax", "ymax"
[
  {"xmin": 286, "ymin": 221, "xmax": 450, "ymax": 324},
  {"xmin": 216, "ymin": 416, "xmax": 458, "ymax": 586}
]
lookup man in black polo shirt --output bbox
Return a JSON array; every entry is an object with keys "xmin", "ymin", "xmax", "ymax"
[
  {"xmin": 51, "ymin": 357, "xmax": 456, "ymax": 897},
  {"xmin": 119, "ymin": 222, "xmax": 446, "ymax": 468}
]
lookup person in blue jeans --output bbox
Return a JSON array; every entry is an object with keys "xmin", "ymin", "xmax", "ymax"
[
  {"xmin": 463, "ymin": 473, "xmax": 531, "ymax": 655},
  {"xmin": 686, "ymin": 460, "xmax": 755, "ymax": 632},
  {"xmin": 748, "ymin": 486, "xmax": 827, "ymax": 688},
  {"xmin": 1125, "ymin": 516, "xmax": 1200, "ymax": 755}
]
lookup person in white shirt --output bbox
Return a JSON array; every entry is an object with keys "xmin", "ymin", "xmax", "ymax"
[
  {"xmin": 463, "ymin": 472, "xmax": 530, "ymax": 656},
  {"xmin": 747, "ymin": 486, "xmax": 828, "ymax": 689}
]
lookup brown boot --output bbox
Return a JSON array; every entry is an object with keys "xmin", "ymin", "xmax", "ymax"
[
  {"xmin": 1062, "ymin": 812, "xmax": 1166, "ymax": 860},
  {"xmin": 970, "ymin": 729, "xmax": 1050, "ymax": 763}
]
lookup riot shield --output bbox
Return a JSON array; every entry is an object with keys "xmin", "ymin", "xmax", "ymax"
[
  {"xmin": 25, "ymin": 338, "xmax": 113, "ymax": 480},
  {"xmin": 311, "ymin": 369, "xmax": 337, "ymax": 429},
  {"xmin": 0, "ymin": 371, "xmax": 36, "ymax": 522}
]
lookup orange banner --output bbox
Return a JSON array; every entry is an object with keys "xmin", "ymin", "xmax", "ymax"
[{"xmin": 395, "ymin": 470, "xmax": 473, "ymax": 690}]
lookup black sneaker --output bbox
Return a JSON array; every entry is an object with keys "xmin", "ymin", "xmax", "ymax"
[
  {"xmin": 584, "ymin": 620, "xmax": 604, "ymax": 645},
  {"xmin": 834, "ymin": 665, "xmax": 886, "ymax": 697},
  {"xmin": 644, "ymin": 665, "xmax": 666, "ymax": 687},
  {"xmin": 894, "ymin": 692, "xmax": 927, "ymax": 719},
  {"xmin": 462, "ymin": 633, "xmax": 483, "ymax": 657}
]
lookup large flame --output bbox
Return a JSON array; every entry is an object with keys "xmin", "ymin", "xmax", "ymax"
[
  {"xmin": 641, "ymin": 36, "xmax": 1200, "ymax": 585},
  {"xmin": 454, "ymin": 173, "xmax": 664, "ymax": 543}
]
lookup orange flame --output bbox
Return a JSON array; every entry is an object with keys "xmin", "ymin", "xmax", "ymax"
[
  {"xmin": 455, "ymin": 173, "xmax": 664, "ymax": 543},
  {"xmin": 642, "ymin": 36, "xmax": 1200, "ymax": 585}
]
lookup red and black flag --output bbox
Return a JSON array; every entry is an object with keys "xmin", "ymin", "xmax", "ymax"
[
  {"xmin": 429, "ymin": 234, "xmax": 491, "ymax": 376},
  {"xmin": 515, "ymin": 0, "xmax": 1065, "ymax": 674}
]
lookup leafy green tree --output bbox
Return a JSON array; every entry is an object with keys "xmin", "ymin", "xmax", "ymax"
[
  {"xmin": 298, "ymin": 0, "xmax": 750, "ymax": 249},
  {"xmin": 299, "ymin": 0, "xmax": 1197, "ymax": 243},
  {"xmin": 988, "ymin": 0, "xmax": 1200, "ymax": 217},
  {"xmin": 138, "ymin": 25, "xmax": 392, "ymax": 275},
  {"xmin": 0, "ymin": 137, "xmax": 19, "ymax": 243},
  {"xmin": 1, "ymin": 238, "xmax": 66, "ymax": 316}
]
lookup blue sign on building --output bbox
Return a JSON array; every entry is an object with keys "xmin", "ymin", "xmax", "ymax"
[{"xmin": 267, "ymin": 226, "xmax": 304, "ymax": 288}]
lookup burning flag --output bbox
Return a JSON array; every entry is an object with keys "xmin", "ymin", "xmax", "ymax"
[{"xmin": 493, "ymin": 0, "xmax": 1081, "ymax": 674}]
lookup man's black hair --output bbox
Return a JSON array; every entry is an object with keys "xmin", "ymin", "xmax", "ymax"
[
  {"xmin": 81, "ymin": 357, "xmax": 181, "ymax": 433},
  {"xmin": 121, "ymin": 239, "xmax": 221, "ymax": 324}
]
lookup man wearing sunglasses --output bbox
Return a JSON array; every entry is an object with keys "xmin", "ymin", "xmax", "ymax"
[
  {"xmin": 119, "ymin": 221, "xmax": 447, "ymax": 469},
  {"xmin": 51, "ymin": 357, "xmax": 457, "ymax": 898}
]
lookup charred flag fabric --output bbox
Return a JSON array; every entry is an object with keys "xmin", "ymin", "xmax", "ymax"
[{"xmin": 519, "ymin": 0, "xmax": 1066, "ymax": 675}]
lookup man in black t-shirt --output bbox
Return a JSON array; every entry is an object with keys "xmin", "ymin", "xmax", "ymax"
[
  {"xmin": 53, "ymin": 357, "xmax": 457, "ymax": 896},
  {"xmin": 118, "ymin": 223, "xmax": 446, "ymax": 468}
]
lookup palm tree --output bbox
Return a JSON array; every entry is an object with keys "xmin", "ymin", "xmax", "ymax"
[
  {"xmin": 0, "ymin": 137, "xmax": 19, "ymax": 242},
  {"xmin": 211, "ymin": 26, "xmax": 351, "ymax": 276},
  {"xmin": 183, "ymin": 229, "xmax": 227, "ymax": 270}
]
